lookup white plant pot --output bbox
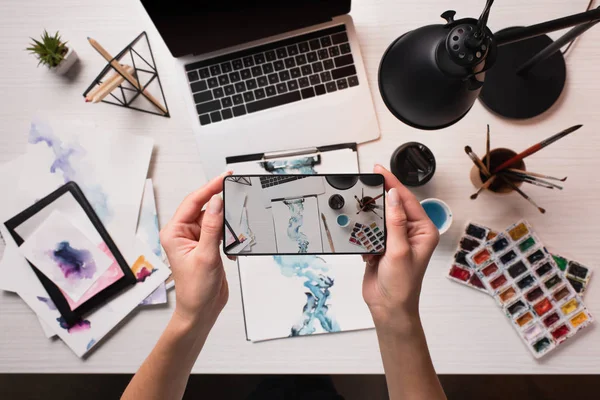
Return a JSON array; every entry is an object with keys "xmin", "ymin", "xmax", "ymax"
[{"xmin": 51, "ymin": 46, "xmax": 78, "ymax": 75}]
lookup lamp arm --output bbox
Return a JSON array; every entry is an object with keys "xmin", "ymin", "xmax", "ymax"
[{"xmin": 495, "ymin": 6, "xmax": 600, "ymax": 46}]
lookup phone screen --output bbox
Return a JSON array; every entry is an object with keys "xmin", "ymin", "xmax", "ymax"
[{"xmin": 223, "ymin": 174, "xmax": 386, "ymax": 255}]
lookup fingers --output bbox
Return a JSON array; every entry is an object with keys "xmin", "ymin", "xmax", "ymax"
[
  {"xmin": 384, "ymin": 188, "xmax": 411, "ymax": 254},
  {"xmin": 374, "ymin": 165, "xmax": 428, "ymax": 222},
  {"xmin": 171, "ymin": 171, "xmax": 232, "ymax": 224},
  {"xmin": 196, "ymin": 195, "xmax": 225, "ymax": 268}
]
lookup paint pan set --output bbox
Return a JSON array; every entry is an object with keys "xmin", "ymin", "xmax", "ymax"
[
  {"xmin": 551, "ymin": 254, "xmax": 593, "ymax": 296},
  {"xmin": 449, "ymin": 222, "xmax": 498, "ymax": 292},
  {"xmin": 448, "ymin": 223, "xmax": 593, "ymax": 297},
  {"xmin": 349, "ymin": 222, "xmax": 384, "ymax": 253},
  {"xmin": 466, "ymin": 221, "xmax": 593, "ymax": 358}
]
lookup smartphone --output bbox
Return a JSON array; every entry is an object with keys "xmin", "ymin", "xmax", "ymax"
[{"xmin": 223, "ymin": 174, "xmax": 386, "ymax": 255}]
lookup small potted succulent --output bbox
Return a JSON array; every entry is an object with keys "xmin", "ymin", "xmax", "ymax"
[{"xmin": 27, "ymin": 30, "xmax": 78, "ymax": 75}]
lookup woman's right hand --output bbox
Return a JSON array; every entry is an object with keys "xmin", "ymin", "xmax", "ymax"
[{"xmin": 362, "ymin": 165, "xmax": 439, "ymax": 333}]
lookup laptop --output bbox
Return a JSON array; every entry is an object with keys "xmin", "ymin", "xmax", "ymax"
[
  {"xmin": 258, "ymin": 175, "xmax": 325, "ymax": 208},
  {"xmin": 141, "ymin": 0, "xmax": 380, "ymax": 178}
]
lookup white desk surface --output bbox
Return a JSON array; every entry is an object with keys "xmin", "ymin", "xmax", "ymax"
[{"xmin": 1, "ymin": 0, "xmax": 600, "ymax": 374}]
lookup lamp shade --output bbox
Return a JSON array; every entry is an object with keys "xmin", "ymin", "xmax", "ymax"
[{"xmin": 378, "ymin": 14, "xmax": 495, "ymax": 130}]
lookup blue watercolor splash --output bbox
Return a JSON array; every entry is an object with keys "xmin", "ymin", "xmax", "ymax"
[
  {"xmin": 49, "ymin": 241, "xmax": 97, "ymax": 280},
  {"xmin": 29, "ymin": 120, "xmax": 112, "ymax": 222},
  {"xmin": 273, "ymin": 256, "xmax": 340, "ymax": 336},
  {"xmin": 86, "ymin": 339, "xmax": 96, "ymax": 350},
  {"xmin": 283, "ymin": 199, "xmax": 309, "ymax": 253},
  {"xmin": 37, "ymin": 296, "xmax": 57, "ymax": 310},
  {"xmin": 57, "ymin": 317, "xmax": 91, "ymax": 333},
  {"xmin": 263, "ymin": 157, "xmax": 317, "ymax": 175}
]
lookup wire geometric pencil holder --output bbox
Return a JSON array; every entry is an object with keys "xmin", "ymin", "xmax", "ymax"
[{"xmin": 82, "ymin": 32, "xmax": 170, "ymax": 117}]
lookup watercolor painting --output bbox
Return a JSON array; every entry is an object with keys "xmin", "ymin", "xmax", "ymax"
[
  {"xmin": 16, "ymin": 239, "xmax": 171, "ymax": 357},
  {"xmin": 137, "ymin": 179, "xmax": 168, "ymax": 306},
  {"xmin": 131, "ymin": 256, "xmax": 157, "ymax": 283},
  {"xmin": 18, "ymin": 117, "xmax": 153, "ymax": 248},
  {"xmin": 239, "ymin": 254, "xmax": 372, "ymax": 342},
  {"xmin": 29, "ymin": 120, "xmax": 111, "ymax": 222},
  {"xmin": 274, "ymin": 256, "xmax": 340, "ymax": 336},
  {"xmin": 261, "ymin": 157, "xmax": 317, "ymax": 174},
  {"xmin": 271, "ymin": 196, "xmax": 322, "ymax": 254},
  {"xmin": 19, "ymin": 210, "xmax": 112, "ymax": 301}
]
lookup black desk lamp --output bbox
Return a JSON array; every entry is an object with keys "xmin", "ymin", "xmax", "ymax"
[{"xmin": 379, "ymin": 1, "xmax": 600, "ymax": 130}]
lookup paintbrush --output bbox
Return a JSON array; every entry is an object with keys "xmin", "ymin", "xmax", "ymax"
[
  {"xmin": 354, "ymin": 195, "xmax": 363, "ymax": 208},
  {"xmin": 507, "ymin": 168, "xmax": 567, "ymax": 182},
  {"xmin": 465, "ymin": 146, "xmax": 492, "ymax": 177},
  {"xmin": 321, "ymin": 213, "xmax": 335, "ymax": 252},
  {"xmin": 369, "ymin": 208, "xmax": 383, "ymax": 219},
  {"xmin": 506, "ymin": 176, "xmax": 556, "ymax": 190},
  {"xmin": 498, "ymin": 175, "xmax": 546, "ymax": 214},
  {"xmin": 466, "ymin": 146, "xmax": 546, "ymax": 213},
  {"xmin": 492, "ymin": 125, "xmax": 583, "ymax": 173},
  {"xmin": 470, "ymin": 176, "xmax": 496, "ymax": 200},
  {"xmin": 357, "ymin": 193, "xmax": 384, "ymax": 214},
  {"xmin": 502, "ymin": 171, "xmax": 564, "ymax": 190},
  {"xmin": 486, "ymin": 124, "xmax": 491, "ymax": 172}
]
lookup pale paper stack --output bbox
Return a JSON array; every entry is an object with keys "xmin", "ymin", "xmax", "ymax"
[{"xmin": 0, "ymin": 117, "xmax": 171, "ymax": 357}]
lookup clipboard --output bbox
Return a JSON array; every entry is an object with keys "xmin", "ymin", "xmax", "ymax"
[
  {"xmin": 4, "ymin": 182, "xmax": 136, "ymax": 326},
  {"xmin": 225, "ymin": 143, "xmax": 358, "ymax": 175}
]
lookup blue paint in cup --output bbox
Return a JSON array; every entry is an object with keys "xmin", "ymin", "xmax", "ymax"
[
  {"xmin": 336, "ymin": 214, "xmax": 350, "ymax": 227},
  {"xmin": 420, "ymin": 198, "xmax": 452, "ymax": 234}
]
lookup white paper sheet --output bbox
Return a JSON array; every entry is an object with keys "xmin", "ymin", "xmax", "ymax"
[
  {"xmin": 239, "ymin": 255, "xmax": 373, "ymax": 341},
  {"xmin": 271, "ymin": 197, "xmax": 323, "ymax": 254},
  {"xmin": 137, "ymin": 179, "xmax": 168, "ymax": 306},
  {"xmin": 19, "ymin": 210, "xmax": 113, "ymax": 301}
]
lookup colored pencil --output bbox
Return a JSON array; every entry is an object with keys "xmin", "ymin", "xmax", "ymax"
[
  {"xmin": 321, "ymin": 213, "xmax": 335, "ymax": 252},
  {"xmin": 87, "ymin": 37, "xmax": 168, "ymax": 114},
  {"xmin": 486, "ymin": 124, "xmax": 491, "ymax": 172},
  {"xmin": 507, "ymin": 168, "xmax": 567, "ymax": 182},
  {"xmin": 492, "ymin": 125, "xmax": 583, "ymax": 173}
]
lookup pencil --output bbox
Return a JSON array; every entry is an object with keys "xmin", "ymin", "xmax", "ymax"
[
  {"xmin": 506, "ymin": 168, "xmax": 567, "ymax": 182},
  {"xmin": 321, "ymin": 213, "xmax": 335, "ymax": 252},
  {"xmin": 492, "ymin": 125, "xmax": 583, "ymax": 173},
  {"xmin": 91, "ymin": 65, "xmax": 134, "ymax": 103},
  {"xmin": 85, "ymin": 66, "xmax": 125, "ymax": 102},
  {"xmin": 87, "ymin": 37, "xmax": 168, "ymax": 115}
]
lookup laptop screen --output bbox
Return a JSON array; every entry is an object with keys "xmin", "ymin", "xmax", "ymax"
[{"xmin": 141, "ymin": 0, "xmax": 351, "ymax": 58}]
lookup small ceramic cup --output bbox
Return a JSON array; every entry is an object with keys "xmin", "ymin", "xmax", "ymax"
[
  {"xmin": 336, "ymin": 214, "xmax": 351, "ymax": 228},
  {"xmin": 420, "ymin": 198, "xmax": 453, "ymax": 235},
  {"xmin": 470, "ymin": 148, "xmax": 527, "ymax": 194}
]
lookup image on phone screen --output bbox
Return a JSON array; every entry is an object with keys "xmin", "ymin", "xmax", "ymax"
[{"xmin": 223, "ymin": 174, "xmax": 386, "ymax": 255}]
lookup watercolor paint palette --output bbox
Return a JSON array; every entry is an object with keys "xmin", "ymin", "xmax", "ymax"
[
  {"xmin": 448, "ymin": 223, "xmax": 594, "ymax": 299},
  {"xmin": 468, "ymin": 220, "xmax": 593, "ymax": 358},
  {"xmin": 448, "ymin": 222, "xmax": 498, "ymax": 293},
  {"xmin": 348, "ymin": 222, "xmax": 385, "ymax": 253},
  {"xmin": 551, "ymin": 254, "xmax": 593, "ymax": 296}
]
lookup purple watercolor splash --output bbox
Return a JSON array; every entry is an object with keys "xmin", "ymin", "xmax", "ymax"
[
  {"xmin": 57, "ymin": 317, "xmax": 91, "ymax": 333},
  {"xmin": 37, "ymin": 296, "xmax": 57, "ymax": 310},
  {"xmin": 49, "ymin": 241, "xmax": 97, "ymax": 280},
  {"xmin": 29, "ymin": 120, "xmax": 112, "ymax": 221}
]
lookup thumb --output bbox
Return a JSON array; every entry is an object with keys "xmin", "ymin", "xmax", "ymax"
[
  {"xmin": 197, "ymin": 195, "xmax": 224, "ymax": 266},
  {"xmin": 385, "ymin": 188, "xmax": 410, "ymax": 253}
]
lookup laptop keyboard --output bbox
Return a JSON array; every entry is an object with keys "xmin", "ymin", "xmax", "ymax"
[
  {"xmin": 185, "ymin": 25, "xmax": 359, "ymax": 126},
  {"xmin": 259, "ymin": 175, "xmax": 308, "ymax": 189}
]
